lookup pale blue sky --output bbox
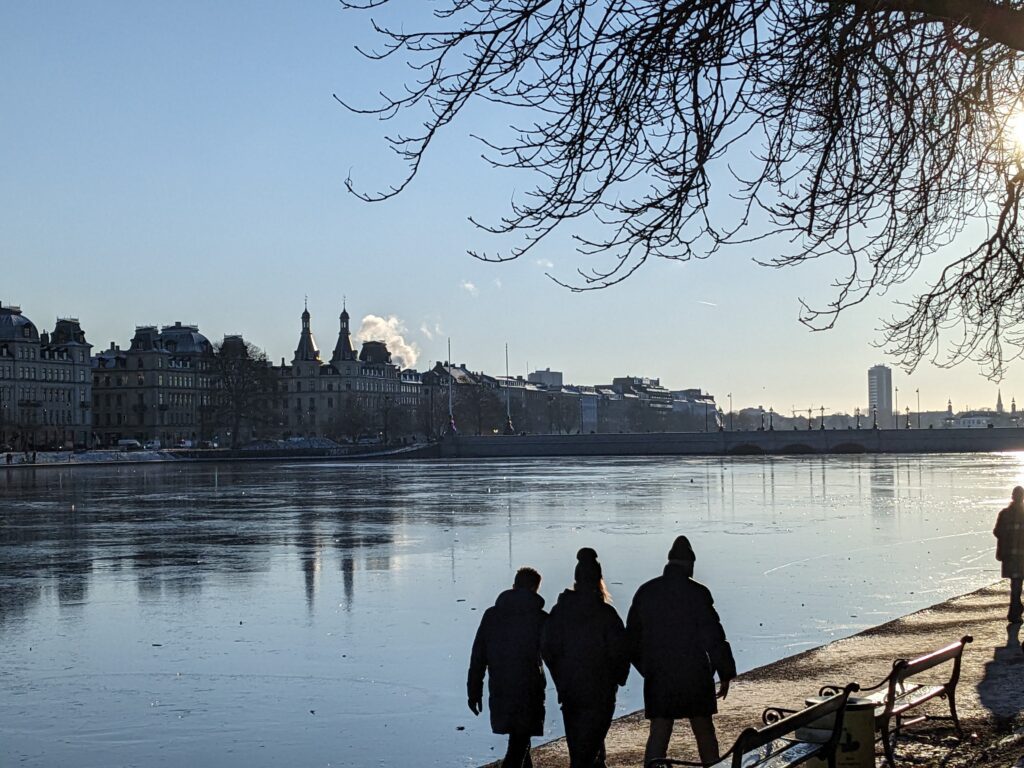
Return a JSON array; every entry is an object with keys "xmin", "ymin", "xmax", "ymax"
[{"xmin": 0, "ymin": 1, "xmax": 1015, "ymax": 414}]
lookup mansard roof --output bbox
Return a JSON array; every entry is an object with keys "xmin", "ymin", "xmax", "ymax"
[{"xmin": 0, "ymin": 303, "xmax": 37, "ymax": 341}]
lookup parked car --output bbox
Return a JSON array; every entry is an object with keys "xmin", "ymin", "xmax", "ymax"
[
  {"xmin": 117, "ymin": 439, "xmax": 143, "ymax": 451},
  {"xmin": 143, "ymin": 440, "xmax": 161, "ymax": 450}
]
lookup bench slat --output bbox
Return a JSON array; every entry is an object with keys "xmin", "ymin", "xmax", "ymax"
[
  {"xmin": 860, "ymin": 683, "xmax": 945, "ymax": 717},
  {"xmin": 888, "ymin": 684, "xmax": 945, "ymax": 715},
  {"xmin": 737, "ymin": 740, "xmax": 822, "ymax": 768}
]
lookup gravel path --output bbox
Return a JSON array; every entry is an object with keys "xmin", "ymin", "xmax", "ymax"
[{"xmin": 522, "ymin": 583, "xmax": 1024, "ymax": 767}]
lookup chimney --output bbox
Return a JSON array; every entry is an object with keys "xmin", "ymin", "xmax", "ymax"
[{"xmin": 110, "ymin": 342, "xmax": 116, "ymax": 350}]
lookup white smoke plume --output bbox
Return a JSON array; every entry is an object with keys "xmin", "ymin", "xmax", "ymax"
[{"xmin": 355, "ymin": 314, "xmax": 420, "ymax": 369}]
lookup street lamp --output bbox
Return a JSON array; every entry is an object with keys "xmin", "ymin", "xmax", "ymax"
[
  {"xmin": 916, "ymin": 388, "xmax": 921, "ymax": 429},
  {"xmin": 855, "ymin": 407, "xmax": 861, "ymax": 429},
  {"xmin": 894, "ymin": 386, "xmax": 899, "ymax": 429},
  {"xmin": 728, "ymin": 393, "xmax": 733, "ymax": 431},
  {"xmin": 768, "ymin": 407, "xmax": 774, "ymax": 431}
]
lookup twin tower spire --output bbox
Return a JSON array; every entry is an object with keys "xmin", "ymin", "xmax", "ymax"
[{"xmin": 294, "ymin": 301, "xmax": 356, "ymax": 364}]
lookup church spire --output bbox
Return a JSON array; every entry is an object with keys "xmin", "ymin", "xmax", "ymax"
[
  {"xmin": 997, "ymin": 389, "xmax": 1005, "ymax": 414},
  {"xmin": 294, "ymin": 302, "xmax": 320, "ymax": 363},
  {"xmin": 331, "ymin": 299, "xmax": 356, "ymax": 363}
]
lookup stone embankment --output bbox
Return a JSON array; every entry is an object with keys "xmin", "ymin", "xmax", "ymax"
[
  {"xmin": 0, "ymin": 441, "xmax": 439, "ymax": 469},
  {"xmin": 520, "ymin": 584, "xmax": 1023, "ymax": 768},
  {"xmin": 444, "ymin": 428, "xmax": 1024, "ymax": 458}
]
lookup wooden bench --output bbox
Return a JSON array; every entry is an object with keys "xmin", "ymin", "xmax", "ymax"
[
  {"xmin": 819, "ymin": 634, "xmax": 973, "ymax": 767},
  {"xmin": 647, "ymin": 683, "xmax": 859, "ymax": 768}
]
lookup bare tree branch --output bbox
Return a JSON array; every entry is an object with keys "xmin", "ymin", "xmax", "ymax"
[{"xmin": 339, "ymin": 0, "xmax": 1024, "ymax": 377}]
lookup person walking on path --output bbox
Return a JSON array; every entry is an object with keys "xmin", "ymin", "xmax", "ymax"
[
  {"xmin": 468, "ymin": 567, "xmax": 548, "ymax": 768},
  {"xmin": 626, "ymin": 536, "xmax": 736, "ymax": 767},
  {"xmin": 994, "ymin": 486, "xmax": 1024, "ymax": 623},
  {"xmin": 541, "ymin": 548, "xmax": 629, "ymax": 768}
]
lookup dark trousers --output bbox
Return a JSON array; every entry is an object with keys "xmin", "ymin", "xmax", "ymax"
[
  {"xmin": 503, "ymin": 733, "xmax": 533, "ymax": 768},
  {"xmin": 1010, "ymin": 577, "xmax": 1023, "ymax": 622},
  {"xmin": 562, "ymin": 703, "xmax": 614, "ymax": 768}
]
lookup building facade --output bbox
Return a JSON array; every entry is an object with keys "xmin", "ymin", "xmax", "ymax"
[
  {"xmin": 92, "ymin": 322, "xmax": 214, "ymax": 447},
  {"xmin": 0, "ymin": 302, "xmax": 93, "ymax": 449},
  {"xmin": 275, "ymin": 304, "xmax": 424, "ymax": 440},
  {"xmin": 867, "ymin": 364, "xmax": 894, "ymax": 428}
]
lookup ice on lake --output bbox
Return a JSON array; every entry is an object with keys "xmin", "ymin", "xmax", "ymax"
[{"xmin": 0, "ymin": 453, "xmax": 1017, "ymax": 766}]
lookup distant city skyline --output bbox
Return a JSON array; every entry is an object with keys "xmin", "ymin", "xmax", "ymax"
[{"xmin": 2, "ymin": 2, "xmax": 1018, "ymax": 413}]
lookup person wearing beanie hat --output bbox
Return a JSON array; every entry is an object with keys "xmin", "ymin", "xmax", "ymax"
[
  {"xmin": 468, "ymin": 567, "xmax": 548, "ymax": 768},
  {"xmin": 626, "ymin": 537, "xmax": 735, "ymax": 766},
  {"xmin": 542, "ymin": 548, "xmax": 629, "ymax": 768}
]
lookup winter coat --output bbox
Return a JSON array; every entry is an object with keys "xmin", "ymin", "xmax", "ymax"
[
  {"xmin": 541, "ymin": 589, "xmax": 629, "ymax": 709},
  {"xmin": 467, "ymin": 587, "xmax": 547, "ymax": 735},
  {"xmin": 995, "ymin": 502, "xmax": 1024, "ymax": 579},
  {"xmin": 626, "ymin": 563, "xmax": 736, "ymax": 719}
]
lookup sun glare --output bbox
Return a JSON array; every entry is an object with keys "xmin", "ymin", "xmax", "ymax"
[{"xmin": 1009, "ymin": 111, "xmax": 1024, "ymax": 151}]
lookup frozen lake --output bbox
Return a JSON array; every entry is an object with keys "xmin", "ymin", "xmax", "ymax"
[{"xmin": 0, "ymin": 454, "xmax": 1017, "ymax": 766}]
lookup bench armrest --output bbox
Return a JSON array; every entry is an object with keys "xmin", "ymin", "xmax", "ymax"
[
  {"xmin": 821, "ymin": 674, "xmax": 887, "ymax": 697},
  {"xmin": 762, "ymin": 706, "xmax": 798, "ymax": 725}
]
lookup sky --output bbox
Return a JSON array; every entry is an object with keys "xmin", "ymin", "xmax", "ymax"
[{"xmin": 0, "ymin": 1, "xmax": 1018, "ymax": 415}]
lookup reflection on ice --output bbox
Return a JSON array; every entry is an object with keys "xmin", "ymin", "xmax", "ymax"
[{"xmin": 0, "ymin": 454, "xmax": 1011, "ymax": 766}]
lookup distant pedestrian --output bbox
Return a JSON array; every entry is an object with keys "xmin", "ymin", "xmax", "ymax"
[
  {"xmin": 542, "ymin": 548, "xmax": 629, "ymax": 768},
  {"xmin": 626, "ymin": 536, "xmax": 736, "ymax": 767},
  {"xmin": 994, "ymin": 486, "xmax": 1024, "ymax": 623},
  {"xmin": 468, "ymin": 567, "xmax": 547, "ymax": 768}
]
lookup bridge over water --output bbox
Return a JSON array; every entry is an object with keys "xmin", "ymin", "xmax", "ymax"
[{"xmin": 440, "ymin": 427, "xmax": 1024, "ymax": 458}]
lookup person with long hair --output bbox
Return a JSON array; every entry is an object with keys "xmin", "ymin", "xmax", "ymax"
[
  {"xmin": 541, "ymin": 548, "xmax": 629, "ymax": 768},
  {"xmin": 995, "ymin": 486, "xmax": 1024, "ymax": 623}
]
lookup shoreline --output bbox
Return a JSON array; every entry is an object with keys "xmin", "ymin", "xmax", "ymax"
[{"xmin": 511, "ymin": 582, "xmax": 1023, "ymax": 767}]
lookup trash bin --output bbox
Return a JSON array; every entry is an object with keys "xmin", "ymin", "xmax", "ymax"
[{"xmin": 800, "ymin": 695, "xmax": 875, "ymax": 768}]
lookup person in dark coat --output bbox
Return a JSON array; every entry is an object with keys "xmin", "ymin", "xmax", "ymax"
[
  {"xmin": 468, "ymin": 567, "xmax": 548, "ymax": 767},
  {"xmin": 626, "ymin": 536, "xmax": 736, "ymax": 767},
  {"xmin": 542, "ymin": 548, "xmax": 629, "ymax": 768},
  {"xmin": 994, "ymin": 486, "xmax": 1024, "ymax": 623}
]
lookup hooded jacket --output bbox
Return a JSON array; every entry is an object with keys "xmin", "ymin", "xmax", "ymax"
[
  {"xmin": 467, "ymin": 587, "xmax": 547, "ymax": 735},
  {"xmin": 626, "ymin": 563, "xmax": 736, "ymax": 719},
  {"xmin": 541, "ymin": 589, "xmax": 629, "ymax": 709}
]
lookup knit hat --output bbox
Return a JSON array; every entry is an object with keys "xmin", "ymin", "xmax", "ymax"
[
  {"xmin": 668, "ymin": 535, "xmax": 696, "ymax": 563},
  {"xmin": 574, "ymin": 547, "xmax": 603, "ymax": 585}
]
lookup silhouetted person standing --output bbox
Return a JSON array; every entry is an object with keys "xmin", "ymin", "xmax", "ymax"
[
  {"xmin": 994, "ymin": 486, "xmax": 1024, "ymax": 623},
  {"xmin": 627, "ymin": 536, "xmax": 735, "ymax": 766},
  {"xmin": 542, "ymin": 548, "xmax": 629, "ymax": 768},
  {"xmin": 468, "ymin": 567, "xmax": 547, "ymax": 767}
]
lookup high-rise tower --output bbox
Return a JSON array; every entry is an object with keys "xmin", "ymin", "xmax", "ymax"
[{"xmin": 868, "ymin": 365, "xmax": 894, "ymax": 428}]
